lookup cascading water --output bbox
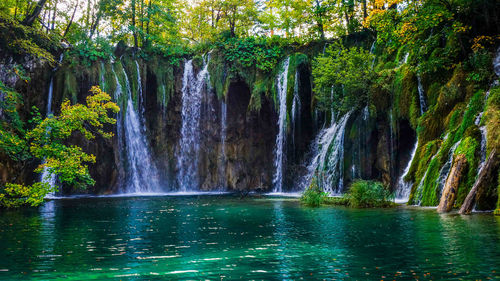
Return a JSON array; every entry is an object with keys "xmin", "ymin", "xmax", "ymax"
[
  {"xmin": 403, "ymin": 53, "xmax": 409, "ymax": 65},
  {"xmin": 41, "ymin": 54, "xmax": 64, "ymax": 198},
  {"xmin": 304, "ymin": 112, "xmax": 352, "ymax": 194},
  {"xmin": 114, "ymin": 61, "xmax": 160, "ymax": 193},
  {"xmin": 436, "ymin": 141, "xmax": 461, "ymax": 195},
  {"xmin": 272, "ymin": 57, "xmax": 290, "ymax": 193},
  {"xmin": 395, "ymin": 138, "xmax": 418, "ymax": 201},
  {"xmin": 417, "ymin": 76, "xmax": 427, "ymax": 114},
  {"xmin": 414, "ymin": 151, "xmax": 439, "ymax": 205},
  {"xmin": 218, "ymin": 99, "xmax": 227, "ymax": 189},
  {"xmin": 494, "ymin": 47, "xmax": 500, "ymax": 76},
  {"xmin": 291, "ymin": 70, "xmax": 301, "ymax": 148},
  {"xmin": 135, "ymin": 61, "xmax": 146, "ymax": 120},
  {"xmin": 177, "ymin": 58, "xmax": 210, "ymax": 191}
]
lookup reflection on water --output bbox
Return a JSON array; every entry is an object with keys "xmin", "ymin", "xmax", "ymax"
[{"xmin": 0, "ymin": 196, "xmax": 499, "ymax": 280}]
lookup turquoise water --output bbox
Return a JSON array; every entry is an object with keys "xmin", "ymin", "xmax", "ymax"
[{"xmin": 0, "ymin": 195, "xmax": 499, "ymax": 280}]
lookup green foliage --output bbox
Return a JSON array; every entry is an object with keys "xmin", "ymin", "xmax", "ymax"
[
  {"xmin": 216, "ymin": 37, "xmax": 284, "ymax": 72},
  {"xmin": 0, "ymin": 182, "xmax": 54, "ymax": 208},
  {"xmin": 312, "ymin": 41, "xmax": 374, "ymax": 114},
  {"xmin": 301, "ymin": 179, "xmax": 394, "ymax": 208},
  {"xmin": 68, "ymin": 36, "xmax": 115, "ymax": 67},
  {"xmin": 345, "ymin": 180, "xmax": 394, "ymax": 208},
  {"xmin": 465, "ymin": 50, "xmax": 494, "ymax": 86},
  {"xmin": 483, "ymin": 87, "xmax": 500, "ymax": 153},
  {"xmin": 0, "ymin": 81, "xmax": 29, "ymax": 161},
  {"xmin": 27, "ymin": 86, "xmax": 119, "ymax": 188},
  {"xmin": 453, "ymin": 90, "xmax": 484, "ymax": 144},
  {"xmin": 0, "ymin": 86, "xmax": 119, "ymax": 208},
  {"xmin": 300, "ymin": 178, "xmax": 328, "ymax": 207},
  {"xmin": 0, "ymin": 14, "xmax": 58, "ymax": 65}
]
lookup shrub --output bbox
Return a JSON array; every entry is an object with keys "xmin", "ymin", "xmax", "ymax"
[
  {"xmin": 345, "ymin": 180, "xmax": 394, "ymax": 208},
  {"xmin": 300, "ymin": 178, "xmax": 328, "ymax": 207}
]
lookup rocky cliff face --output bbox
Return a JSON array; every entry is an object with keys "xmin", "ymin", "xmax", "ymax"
[{"xmin": 0, "ymin": 48, "xmax": 417, "ymax": 194}]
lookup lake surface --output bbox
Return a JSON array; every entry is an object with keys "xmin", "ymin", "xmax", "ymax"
[{"xmin": 0, "ymin": 195, "xmax": 499, "ymax": 280}]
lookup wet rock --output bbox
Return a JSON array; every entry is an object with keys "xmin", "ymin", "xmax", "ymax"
[{"xmin": 437, "ymin": 154, "xmax": 468, "ymax": 213}]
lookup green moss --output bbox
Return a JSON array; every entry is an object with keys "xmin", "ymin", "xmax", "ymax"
[
  {"xmin": 393, "ymin": 66, "xmax": 420, "ymax": 128},
  {"xmin": 483, "ymin": 87, "xmax": 500, "ymax": 153},
  {"xmin": 454, "ymin": 136, "xmax": 480, "ymax": 207},
  {"xmin": 192, "ymin": 55, "xmax": 203, "ymax": 70},
  {"xmin": 452, "ymin": 90, "xmax": 484, "ymax": 144},
  {"xmin": 496, "ymin": 169, "xmax": 500, "ymax": 214},
  {"xmin": 147, "ymin": 56, "xmax": 175, "ymax": 108},
  {"xmin": 426, "ymin": 82, "xmax": 441, "ymax": 108},
  {"xmin": 208, "ymin": 49, "xmax": 229, "ymax": 99},
  {"xmin": 111, "ymin": 62, "xmax": 129, "ymax": 115},
  {"xmin": 419, "ymin": 155, "xmax": 442, "ymax": 206},
  {"xmin": 63, "ymin": 71, "xmax": 78, "ymax": 104},
  {"xmin": 407, "ymin": 140, "xmax": 440, "ymax": 204}
]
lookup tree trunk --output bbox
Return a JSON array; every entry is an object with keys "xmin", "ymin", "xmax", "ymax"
[
  {"xmin": 51, "ymin": 0, "xmax": 58, "ymax": 30},
  {"xmin": 459, "ymin": 149, "xmax": 498, "ymax": 215},
  {"xmin": 145, "ymin": 0, "xmax": 152, "ymax": 46},
  {"xmin": 22, "ymin": 0, "xmax": 48, "ymax": 26},
  {"xmin": 63, "ymin": 2, "xmax": 79, "ymax": 38},
  {"xmin": 132, "ymin": 0, "xmax": 138, "ymax": 48},
  {"xmin": 437, "ymin": 154, "xmax": 468, "ymax": 213},
  {"xmin": 362, "ymin": 0, "xmax": 367, "ymax": 19}
]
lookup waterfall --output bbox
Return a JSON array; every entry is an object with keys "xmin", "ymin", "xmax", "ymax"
[
  {"xmin": 414, "ymin": 151, "xmax": 439, "ymax": 205},
  {"xmin": 417, "ymin": 76, "xmax": 427, "ymax": 114},
  {"xmin": 100, "ymin": 61, "xmax": 106, "ymax": 90},
  {"xmin": 304, "ymin": 112, "xmax": 352, "ymax": 194},
  {"xmin": 177, "ymin": 58, "xmax": 210, "ymax": 191},
  {"xmin": 135, "ymin": 61, "xmax": 146, "ymax": 120},
  {"xmin": 436, "ymin": 141, "xmax": 461, "ymax": 195},
  {"xmin": 395, "ymin": 138, "xmax": 418, "ymax": 201},
  {"xmin": 494, "ymin": 47, "xmax": 500, "ymax": 77},
  {"xmin": 291, "ymin": 70, "xmax": 301, "ymax": 149},
  {"xmin": 218, "ymin": 99, "xmax": 227, "ymax": 189},
  {"xmin": 272, "ymin": 57, "xmax": 290, "ymax": 193},
  {"xmin": 114, "ymin": 61, "xmax": 160, "ymax": 193},
  {"xmin": 370, "ymin": 41, "xmax": 376, "ymax": 68},
  {"xmin": 41, "ymin": 53, "xmax": 64, "ymax": 198}
]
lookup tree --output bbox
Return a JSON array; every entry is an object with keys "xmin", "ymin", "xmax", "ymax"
[
  {"xmin": 22, "ymin": 0, "xmax": 48, "ymax": 26},
  {"xmin": 312, "ymin": 42, "xmax": 374, "ymax": 113},
  {"xmin": 0, "ymin": 85, "xmax": 119, "ymax": 208}
]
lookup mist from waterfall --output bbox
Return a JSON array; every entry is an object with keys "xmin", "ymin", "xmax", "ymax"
[
  {"xmin": 113, "ymin": 61, "xmax": 160, "ymax": 193},
  {"xmin": 272, "ymin": 57, "xmax": 290, "ymax": 193},
  {"xmin": 177, "ymin": 58, "xmax": 210, "ymax": 191},
  {"xmin": 303, "ymin": 112, "xmax": 352, "ymax": 194}
]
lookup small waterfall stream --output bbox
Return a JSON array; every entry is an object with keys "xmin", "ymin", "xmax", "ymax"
[
  {"xmin": 304, "ymin": 112, "xmax": 352, "ymax": 194},
  {"xmin": 114, "ymin": 61, "xmax": 160, "ymax": 193},
  {"xmin": 395, "ymin": 138, "xmax": 418, "ymax": 201},
  {"xmin": 417, "ymin": 76, "xmax": 427, "ymax": 114},
  {"xmin": 436, "ymin": 141, "xmax": 461, "ymax": 196},
  {"xmin": 291, "ymin": 70, "xmax": 301, "ymax": 149},
  {"xmin": 177, "ymin": 58, "xmax": 210, "ymax": 191},
  {"xmin": 218, "ymin": 99, "xmax": 227, "ymax": 189},
  {"xmin": 272, "ymin": 57, "xmax": 290, "ymax": 193},
  {"xmin": 41, "ymin": 54, "xmax": 64, "ymax": 198}
]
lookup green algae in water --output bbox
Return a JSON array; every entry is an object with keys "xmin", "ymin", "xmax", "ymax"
[{"xmin": 0, "ymin": 196, "xmax": 499, "ymax": 280}]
